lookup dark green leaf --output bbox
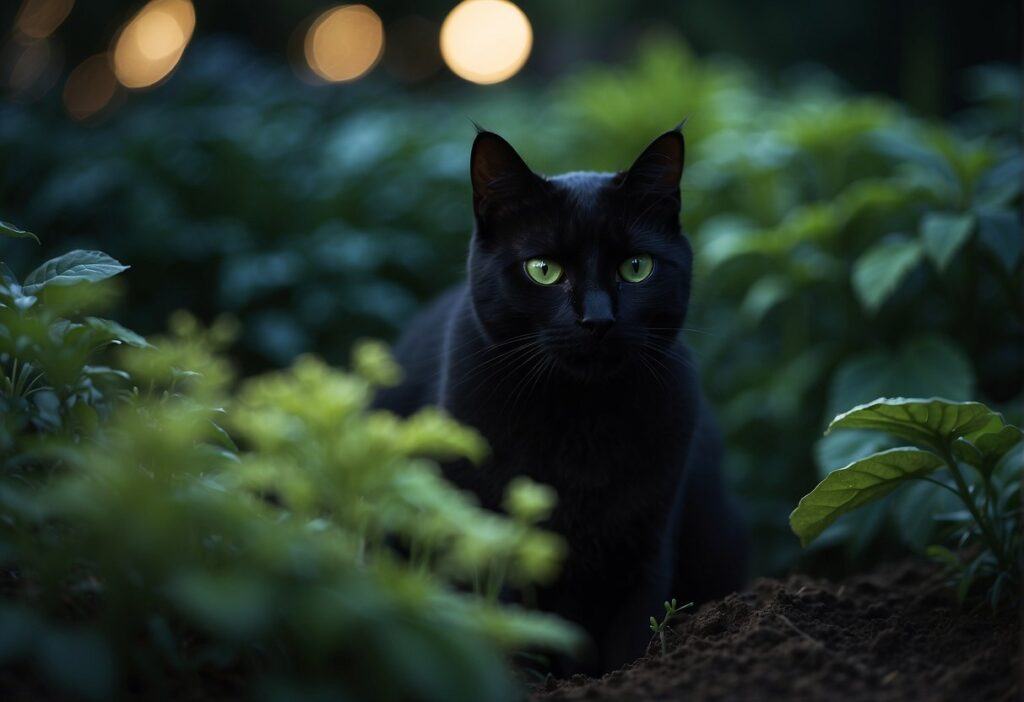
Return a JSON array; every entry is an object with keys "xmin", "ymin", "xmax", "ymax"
[
  {"xmin": 23, "ymin": 251, "xmax": 129, "ymax": 294},
  {"xmin": 790, "ymin": 447, "xmax": 945, "ymax": 546},
  {"xmin": 0, "ymin": 220, "xmax": 39, "ymax": 244},
  {"xmin": 826, "ymin": 336, "xmax": 973, "ymax": 421},
  {"xmin": 852, "ymin": 236, "xmax": 922, "ymax": 312},
  {"xmin": 977, "ymin": 208, "xmax": 1022, "ymax": 272},
  {"xmin": 826, "ymin": 397, "xmax": 998, "ymax": 452},
  {"xmin": 33, "ymin": 627, "xmax": 114, "ymax": 701},
  {"xmin": 920, "ymin": 212, "xmax": 974, "ymax": 270},
  {"xmin": 84, "ymin": 317, "xmax": 153, "ymax": 349}
]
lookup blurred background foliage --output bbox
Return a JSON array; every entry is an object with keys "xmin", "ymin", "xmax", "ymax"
[{"xmin": 0, "ymin": 0, "xmax": 1021, "ymax": 695}]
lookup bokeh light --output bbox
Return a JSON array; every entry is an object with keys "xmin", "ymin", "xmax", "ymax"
[
  {"xmin": 112, "ymin": 0, "xmax": 195, "ymax": 89},
  {"xmin": 63, "ymin": 53, "xmax": 119, "ymax": 121},
  {"xmin": 2, "ymin": 36, "xmax": 62, "ymax": 101},
  {"xmin": 440, "ymin": 0, "xmax": 532, "ymax": 85},
  {"xmin": 14, "ymin": 0, "xmax": 75, "ymax": 39},
  {"xmin": 304, "ymin": 5, "xmax": 384, "ymax": 83}
]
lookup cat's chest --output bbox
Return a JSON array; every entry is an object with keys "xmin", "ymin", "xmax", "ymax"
[{"xmin": 457, "ymin": 377, "xmax": 692, "ymax": 493}]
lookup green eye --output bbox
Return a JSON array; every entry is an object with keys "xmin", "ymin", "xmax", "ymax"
[
  {"xmin": 524, "ymin": 258, "xmax": 563, "ymax": 285},
  {"xmin": 619, "ymin": 254, "xmax": 653, "ymax": 283}
]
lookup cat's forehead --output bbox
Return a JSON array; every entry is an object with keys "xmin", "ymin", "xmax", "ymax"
[{"xmin": 547, "ymin": 171, "xmax": 618, "ymax": 211}]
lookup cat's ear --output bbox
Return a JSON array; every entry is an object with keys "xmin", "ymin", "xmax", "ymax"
[
  {"xmin": 618, "ymin": 128, "xmax": 685, "ymax": 204},
  {"xmin": 471, "ymin": 131, "xmax": 546, "ymax": 219}
]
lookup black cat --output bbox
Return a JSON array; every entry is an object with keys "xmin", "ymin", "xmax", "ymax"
[{"xmin": 373, "ymin": 127, "xmax": 748, "ymax": 673}]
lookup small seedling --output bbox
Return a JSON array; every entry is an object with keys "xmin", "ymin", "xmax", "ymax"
[{"xmin": 649, "ymin": 598, "xmax": 694, "ymax": 656}]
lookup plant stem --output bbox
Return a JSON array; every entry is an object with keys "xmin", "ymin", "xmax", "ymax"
[{"xmin": 940, "ymin": 447, "xmax": 1011, "ymax": 572}]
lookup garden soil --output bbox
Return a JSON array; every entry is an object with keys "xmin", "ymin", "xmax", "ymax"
[{"xmin": 533, "ymin": 561, "xmax": 1019, "ymax": 702}]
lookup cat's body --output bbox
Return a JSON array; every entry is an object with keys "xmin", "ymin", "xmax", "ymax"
[{"xmin": 374, "ymin": 131, "xmax": 747, "ymax": 673}]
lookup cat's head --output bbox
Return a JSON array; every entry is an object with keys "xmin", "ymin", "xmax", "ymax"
[{"xmin": 466, "ymin": 128, "xmax": 692, "ymax": 377}]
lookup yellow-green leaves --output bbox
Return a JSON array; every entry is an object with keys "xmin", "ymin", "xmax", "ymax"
[
  {"xmin": 352, "ymin": 338, "xmax": 403, "ymax": 387},
  {"xmin": 503, "ymin": 476, "xmax": 557, "ymax": 524},
  {"xmin": 790, "ymin": 448, "xmax": 944, "ymax": 547}
]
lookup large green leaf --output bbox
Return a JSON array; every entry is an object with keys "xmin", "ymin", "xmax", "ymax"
[
  {"xmin": 826, "ymin": 336, "xmax": 973, "ymax": 420},
  {"xmin": 0, "ymin": 220, "xmax": 39, "ymax": 244},
  {"xmin": 827, "ymin": 397, "xmax": 998, "ymax": 452},
  {"xmin": 790, "ymin": 447, "xmax": 944, "ymax": 546},
  {"xmin": 954, "ymin": 419, "xmax": 1023, "ymax": 476},
  {"xmin": 84, "ymin": 317, "xmax": 153, "ymax": 349},
  {"xmin": 920, "ymin": 212, "xmax": 974, "ymax": 270},
  {"xmin": 977, "ymin": 208, "xmax": 1022, "ymax": 272},
  {"xmin": 851, "ymin": 236, "xmax": 923, "ymax": 312},
  {"xmin": 23, "ymin": 251, "xmax": 129, "ymax": 294}
]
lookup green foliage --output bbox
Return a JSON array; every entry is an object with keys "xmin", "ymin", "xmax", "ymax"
[
  {"xmin": 565, "ymin": 39, "xmax": 1022, "ymax": 571},
  {"xmin": 1, "ymin": 38, "xmax": 1020, "ymax": 577},
  {"xmin": 1, "ymin": 220, "xmax": 39, "ymax": 244},
  {"xmin": 792, "ymin": 397, "xmax": 1022, "ymax": 607},
  {"xmin": 1, "ymin": 242, "xmax": 580, "ymax": 700}
]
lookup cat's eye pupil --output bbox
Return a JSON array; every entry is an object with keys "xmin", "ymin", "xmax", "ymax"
[
  {"xmin": 619, "ymin": 253, "xmax": 653, "ymax": 283},
  {"xmin": 525, "ymin": 258, "xmax": 563, "ymax": 285}
]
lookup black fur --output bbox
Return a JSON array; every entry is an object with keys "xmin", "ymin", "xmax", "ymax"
[{"xmin": 374, "ymin": 128, "xmax": 748, "ymax": 673}]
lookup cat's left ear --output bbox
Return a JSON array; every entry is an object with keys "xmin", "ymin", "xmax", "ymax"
[
  {"xmin": 618, "ymin": 128, "xmax": 685, "ymax": 203},
  {"xmin": 470, "ymin": 131, "xmax": 547, "ymax": 220}
]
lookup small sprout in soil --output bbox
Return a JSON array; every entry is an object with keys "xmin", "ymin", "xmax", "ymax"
[{"xmin": 649, "ymin": 598, "xmax": 694, "ymax": 656}]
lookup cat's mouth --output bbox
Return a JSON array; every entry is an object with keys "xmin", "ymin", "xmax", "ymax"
[{"xmin": 546, "ymin": 335, "xmax": 630, "ymax": 375}]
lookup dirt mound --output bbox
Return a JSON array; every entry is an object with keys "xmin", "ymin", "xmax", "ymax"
[{"xmin": 534, "ymin": 561, "xmax": 1019, "ymax": 701}]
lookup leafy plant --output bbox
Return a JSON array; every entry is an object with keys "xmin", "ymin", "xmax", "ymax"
[
  {"xmin": 649, "ymin": 598, "xmax": 693, "ymax": 656},
  {"xmin": 1, "ymin": 237, "xmax": 581, "ymax": 700},
  {"xmin": 791, "ymin": 397, "xmax": 1022, "ymax": 607}
]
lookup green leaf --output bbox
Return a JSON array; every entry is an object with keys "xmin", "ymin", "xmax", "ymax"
[
  {"xmin": 33, "ymin": 627, "xmax": 114, "ymax": 701},
  {"xmin": 826, "ymin": 336, "xmax": 973, "ymax": 421},
  {"xmin": 84, "ymin": 316, "xmax": 153, "ymax": 348},
  {"xmin": 851, "ymin": 236, "xmax": 923, "ymax": 312},
  {"xmin": 0, "ymin": 220, "xmax": 39, "ymax": 244},
  {"xmin": 827, "ymin": 397, "xmax": 998, "ymax": 453},
  {"xmin": 977, "ymin": 208, "xmax": 1022, "ymax": 272},
  {"xmin": 955, "ymin": 421, "xmax": 1022, "ymax": 476},
  {"xmin": 920, "ymin": 212, "xmax": 974, "ymax": 270},
  {"xmin": 790, "ymin": 447, "xmax": 945, "ymax": 546},
  {"xmin": 23, "ymin": 250, "xmax": 129, "ymax": 293}
]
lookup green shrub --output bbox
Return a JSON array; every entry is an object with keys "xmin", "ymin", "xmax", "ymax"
[{"xmin": 0, "ymin": 238, "xmax": 579, "ymax": 701}]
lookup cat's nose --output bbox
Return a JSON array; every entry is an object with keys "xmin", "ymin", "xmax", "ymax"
[{"xmin": 579, "ymin": 290, "xmax": 615, "ymax": 338}]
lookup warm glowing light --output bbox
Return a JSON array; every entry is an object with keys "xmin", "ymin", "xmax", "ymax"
[
  {"xmin": 440, "ymin": 0, "xmax": 531, "ymax": 85},
  {"xmin": 63, "ymin": 53, "xmax": 118, "ymax": 121},
  {"xmin": 14, "ymin": 0, "xmax": 75, "ymax": 39},
  {"xmin": 112, "ymin": 0, "xmax": 195, "ymax": 89},
  {"xmin": 304, "ymin": 5, "xmax": 384, "ymax": 83},
  {"xmin": 3, "ymin": 37, "xmax": 58, "ymax": 99}
]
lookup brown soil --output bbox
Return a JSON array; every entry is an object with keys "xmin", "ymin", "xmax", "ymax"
[{"xmin": 534, "ymin": 561, "xmax": 1020, "ymax": 702}]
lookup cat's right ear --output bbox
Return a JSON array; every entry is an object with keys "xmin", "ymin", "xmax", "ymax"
[{"xmin": 470, "ymin": 131, "xmax": 546, "ymax": 220}]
